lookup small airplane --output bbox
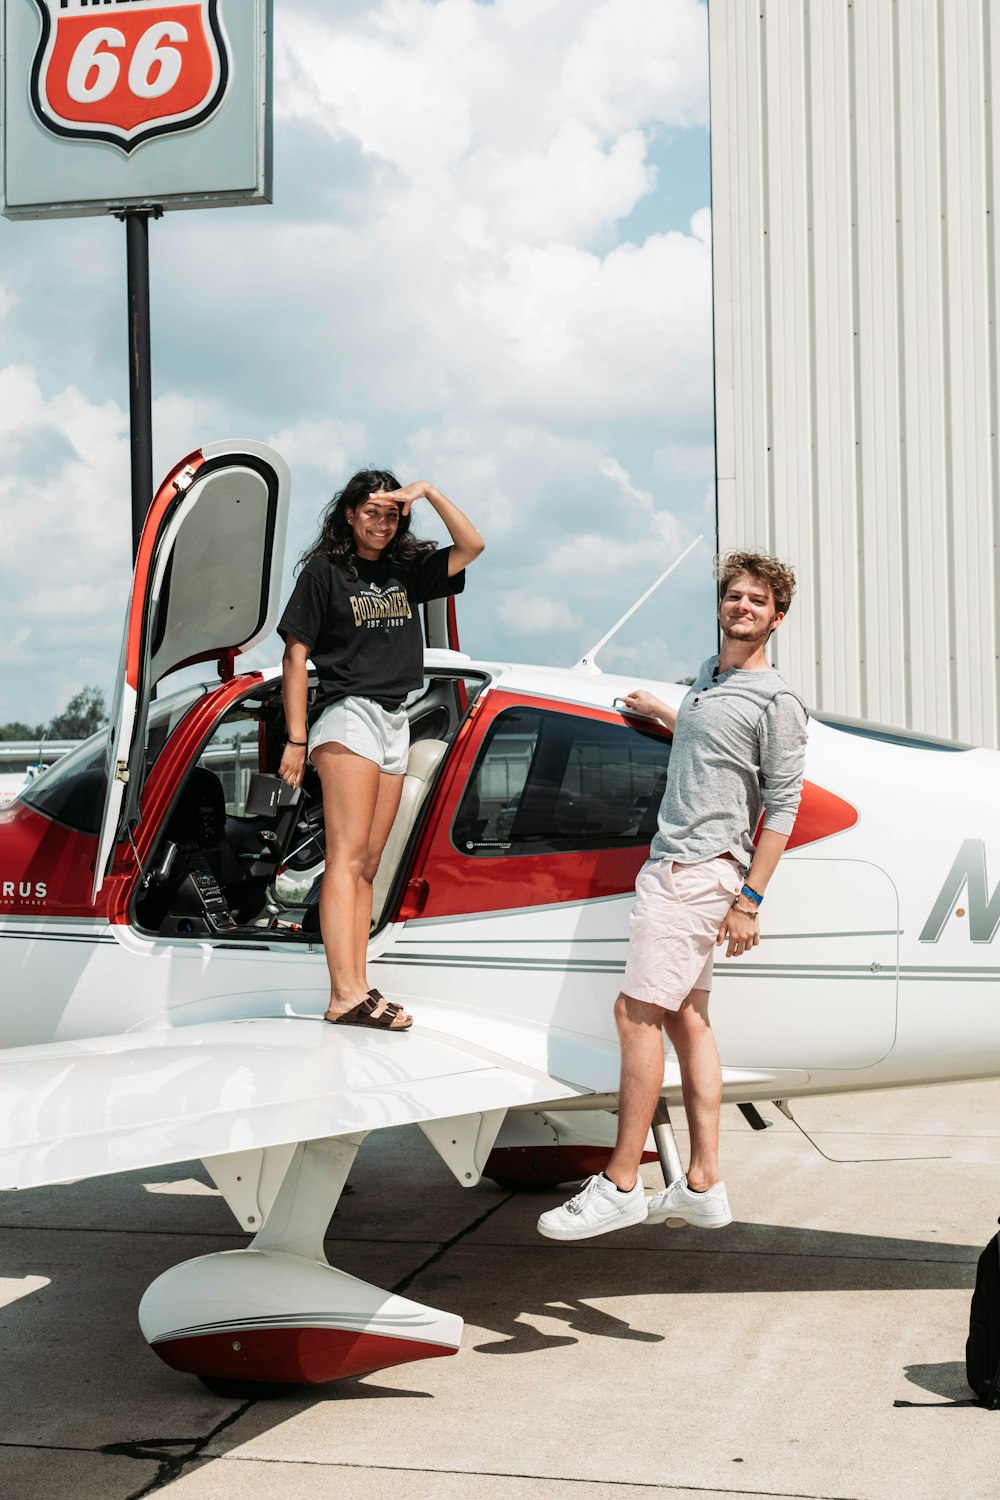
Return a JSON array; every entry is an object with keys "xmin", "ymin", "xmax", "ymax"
[
  {"xmin": 0, "ymin": 760, "xmax": 47, "ymax": 809},
  {"xmin": 1, "ymin": 440, "xmax": 997, "ymax": 1396}
]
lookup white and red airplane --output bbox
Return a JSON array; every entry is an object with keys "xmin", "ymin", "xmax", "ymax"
[{"xmin": 1, "ymin": 441, "xmax": 996, "ymax": 1396}]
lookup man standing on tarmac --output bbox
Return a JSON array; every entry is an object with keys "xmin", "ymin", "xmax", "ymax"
[{"xmin": 538, "ymin": 552, "xmax": 808, "ymax": 1242}]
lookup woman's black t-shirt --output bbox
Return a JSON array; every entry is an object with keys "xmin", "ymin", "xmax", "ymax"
[{"xmin": 277, "ymin": 546, "xmax": 465, "ymax": 716}]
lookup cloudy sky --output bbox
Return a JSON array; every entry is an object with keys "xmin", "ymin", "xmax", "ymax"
[{"xmin": 0, "ymin": 0, "xmax": 714, "ymax": 727}]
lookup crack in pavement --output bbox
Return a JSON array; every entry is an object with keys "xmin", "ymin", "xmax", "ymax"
[
  {"xmin": 171, "ymin": 1453, "xmax": 871, "ymax": 1499},
  {"xmin": 104, "ymin": 1400, "xmax": 254, "ymax": 1499},
  {"xmin": 0, "ymin": 1442, "xmax": 871, "ymax": 1499},
  {"xmin": 391, "ymin": 1189, "xmax": 515, "ymax": 1295}
]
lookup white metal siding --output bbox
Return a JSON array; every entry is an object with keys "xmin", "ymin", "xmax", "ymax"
[{"xmin": 711, "ymin": 0, "xmax": 1000, "ymax": 745}]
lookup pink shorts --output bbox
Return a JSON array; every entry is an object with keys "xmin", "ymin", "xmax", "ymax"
[{"xmin": 622, "ymin": 855, "xmax": 744, "ymax": 1010}]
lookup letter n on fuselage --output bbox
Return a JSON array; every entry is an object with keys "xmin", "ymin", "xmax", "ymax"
[{"xmin": 920, "ymin": 839, "xmax": 1000, "ymax": 943}]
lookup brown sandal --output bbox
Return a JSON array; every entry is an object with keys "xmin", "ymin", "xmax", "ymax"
[
  {"xmin": 368, "ymin": 987, "xmax": 404, "ymax": 1016},
  {"xmin": 325, "ymin": 994, "xmax": 412, "ymax": 1031}
]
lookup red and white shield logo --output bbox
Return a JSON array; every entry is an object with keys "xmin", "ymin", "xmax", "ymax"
[{"xmin": 29, "ymin": 0, "xmax": 230, "ymax": 154}]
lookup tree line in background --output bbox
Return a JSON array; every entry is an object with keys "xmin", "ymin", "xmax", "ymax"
[{"xmin": 0, "ymin": 686, "xmax": 108, "ymax": 743}]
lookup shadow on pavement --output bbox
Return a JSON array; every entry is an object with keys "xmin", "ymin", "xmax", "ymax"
[
  {"xmin": 472, "ymin": 1295, "xmax": 665, "ymax": 1353},
  {"xmin": 901, "ymin": 1361, "xmax": 975, "ymax": 1403}
]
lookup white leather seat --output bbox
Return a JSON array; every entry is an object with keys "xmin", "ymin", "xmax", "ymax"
[{"xmin": 370, "ymin": 739, "xmax": 449, "ymax": 924}]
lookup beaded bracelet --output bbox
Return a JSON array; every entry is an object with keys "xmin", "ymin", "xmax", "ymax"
[{"xmin": 741, "ymin": 884, "xmax": 763, "ymax": 906}]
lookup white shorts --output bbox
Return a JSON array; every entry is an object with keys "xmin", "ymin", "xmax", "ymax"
[
  {"xmin": 621, "ymin": 854, "xmax": 744, "ymax": 1010},
  {"xmin": 308, "ymin": 696, "xmax": 410, "ymax": 775}
]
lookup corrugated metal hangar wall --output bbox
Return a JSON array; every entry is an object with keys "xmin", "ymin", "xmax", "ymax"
[{"xmin": 710, "ymin": 0, "xmax": 1000, "ymax": 746}]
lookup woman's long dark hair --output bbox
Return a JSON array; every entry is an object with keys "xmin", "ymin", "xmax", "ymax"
[{"xmin": 299, "ymin": 469, "xmax": 434, "ymax": 577}]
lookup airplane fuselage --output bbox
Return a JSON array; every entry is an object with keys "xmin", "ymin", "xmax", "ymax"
[{"xmin": 1, "ymin": 655, "xmax": 998, "ymax": 1107}]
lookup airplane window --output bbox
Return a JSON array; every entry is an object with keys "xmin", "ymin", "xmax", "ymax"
[
  {"xmin": 196, "ymin": 710, "xmax": 262, "ymax": 818},
  {"xmin": 18, "ymin": 731, "xmax": 109, "ymax": 835},
  {"xmin": 452, "ymin": 707, "xmax": 671, "ymax": 856},
  {"xmin": 20, "ymin": 685, "xmax": 206, "ymax": 835}
]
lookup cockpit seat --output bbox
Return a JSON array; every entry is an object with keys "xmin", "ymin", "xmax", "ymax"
[
  {"xmin": 164, "ymin": 766, "xmax": 227, "ymax": 849},
  {"xmin": 370, "ymin": 738, "xmax": 448, "ymax": 924}
]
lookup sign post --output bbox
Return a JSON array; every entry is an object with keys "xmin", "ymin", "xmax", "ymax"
[
  {"xmin": 1, "ymin": 0, "xmax": 273, "ymax": 552},
  {"xmin": 120, "ymin": 205, "xmax": 158, "ymax": 557}
]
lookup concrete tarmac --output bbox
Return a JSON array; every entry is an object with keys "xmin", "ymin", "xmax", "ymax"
[{"xmin": 1, "ymin": 1080, "xmax": 998, "ymax": 1499}]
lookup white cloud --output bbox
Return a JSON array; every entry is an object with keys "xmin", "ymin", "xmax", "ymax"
[
  {"xmin": 498, "ymin": 591, "xmax": 582, "ymax": 636},
  {"xmin": 0, "ymin": 0, "xmax": 715, "ymax": 721},
  {"xmin": 542, "ymin": 455, "xmax": 690, "ymax": 595},
  {"xmin": 653, "ymin": 441, "xmax": 715, "ymax": 480},
  {"xmin": 459, "ymin": 124, "xmax": 654, "ymax": 246},
  {"xmin": 279, "ymin": 0, "xmax": 708, "ymax": 246},
  {"xmin": 265, "ymin": 416, "xmax": 369, "ymax": 478},
  {"xmin": 0, "ymin": 626, "xmax": 31, "ymax": 665},
  {"xmin": 0, "ymin": 365, "xmax": 131, "ymax": 714},
  {"xmin": 547, "ymin": 530, "xmax": 685, "ymax": 592},
  {"xmin": 267, "ymin": 0, "xmax": 713, "ymax": 432},
  {"xmin": 152, "ymin": 392, "xmax": 229, "ymax": 480},
  {"xmin": 601, "ymin": 634, "xmax": 703, "ymax": 683}
]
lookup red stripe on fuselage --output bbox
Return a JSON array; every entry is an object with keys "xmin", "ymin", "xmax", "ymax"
[
  {"xmin": 0, "ymin": 673, "xmax": 259, "ymax": 920},
  {"xmin": 393, "ymin": 691, "xmax": 859, "ymax": 921}
]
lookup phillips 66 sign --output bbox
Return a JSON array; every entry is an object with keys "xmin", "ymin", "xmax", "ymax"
[
  {"xmin": 2, "ymin": 0, "xmax": 271, "ymax": 217},
  {"xmin": 30, "ymin": 0, "xmax": 230, "ymax": 153}
]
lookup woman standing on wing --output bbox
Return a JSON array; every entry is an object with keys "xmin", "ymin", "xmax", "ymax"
[{"xmin": 277, "ymin": 471, "xmax": 484, "ymax": 1032}]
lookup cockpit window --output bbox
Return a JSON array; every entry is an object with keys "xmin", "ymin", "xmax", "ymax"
[
  {"xmin": 19, "ymin": 732, "xmax": 109, "ymax": 835},
  {"xmin": 20, "ymin": 684, "xmax": 206, "ymax": 835}
]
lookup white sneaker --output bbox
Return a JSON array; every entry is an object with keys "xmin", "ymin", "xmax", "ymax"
[
  {"xmin": 537, "ymin": 1173, "xmax": 649, "ymax": 1242},
  {"xmin": 645, "ymin": 1176, "xmax": 733, "ymax": 1229}
]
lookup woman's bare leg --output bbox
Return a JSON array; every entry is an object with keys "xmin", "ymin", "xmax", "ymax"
[
  {"xmin": 312, "ymin": 744, "xmax": 384, "ymax": 1020},
  {"xmin": 356, "ymin": 771, "xmax": 406, "ymax": 1010}
]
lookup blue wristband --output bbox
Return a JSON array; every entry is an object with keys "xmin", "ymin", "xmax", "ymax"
[{"xmin": 741, "ymin": 884, "xmax": 763, "ymax": 906}]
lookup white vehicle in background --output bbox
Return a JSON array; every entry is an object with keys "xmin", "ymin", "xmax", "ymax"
[
  {"xmin": 0, "ymin": 772, "xmax": 27, "ymax": 808},
  {"xmin": 0, "ymin": 762, "xmax": 48, "ymax": 808}
]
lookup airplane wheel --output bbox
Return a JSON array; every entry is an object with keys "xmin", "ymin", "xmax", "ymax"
[
  {"xmin": 142, "ymin": 1248, "xmax": 462, "ymax": 1390},
  {"xmin": 198, "ymin": 1374, "xmax": 301, "ymax": 1400}
]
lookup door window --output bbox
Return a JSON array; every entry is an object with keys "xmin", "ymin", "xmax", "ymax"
[
  {"xmin": 195, "ymin": 709, "xmax": 262, "ymax": 818},
  {"xmin": 452, "ymin": 707, "xmax": 670, "ymax": 856}
]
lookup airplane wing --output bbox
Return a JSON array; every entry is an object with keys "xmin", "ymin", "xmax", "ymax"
[{"xmin": 0, "ymin": 1017, "xmax": 584, "ymax": 1192}]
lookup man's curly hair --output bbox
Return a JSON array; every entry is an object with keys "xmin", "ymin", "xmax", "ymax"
[{"xmin": 714, "ymin": 551, "xmax": 797, "ymax": 616}]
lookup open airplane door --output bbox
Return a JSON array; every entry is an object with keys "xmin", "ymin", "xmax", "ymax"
[
  {"xmin": 423, "ymin": 592, "xmax": 461, "ymax": 652},
  {"xmin": 92, "ymin": 441, "xmax": 291, "ymax": 900}
]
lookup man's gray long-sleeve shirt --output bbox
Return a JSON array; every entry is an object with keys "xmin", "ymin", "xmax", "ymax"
[{"xmin": 650, "ymin": 655, "xmax": 809, "ymax": 873}]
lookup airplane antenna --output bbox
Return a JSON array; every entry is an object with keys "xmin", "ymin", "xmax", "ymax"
[{"xmin": 573, "ymin": 534, "xmax": 704, "ymax": 674}]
